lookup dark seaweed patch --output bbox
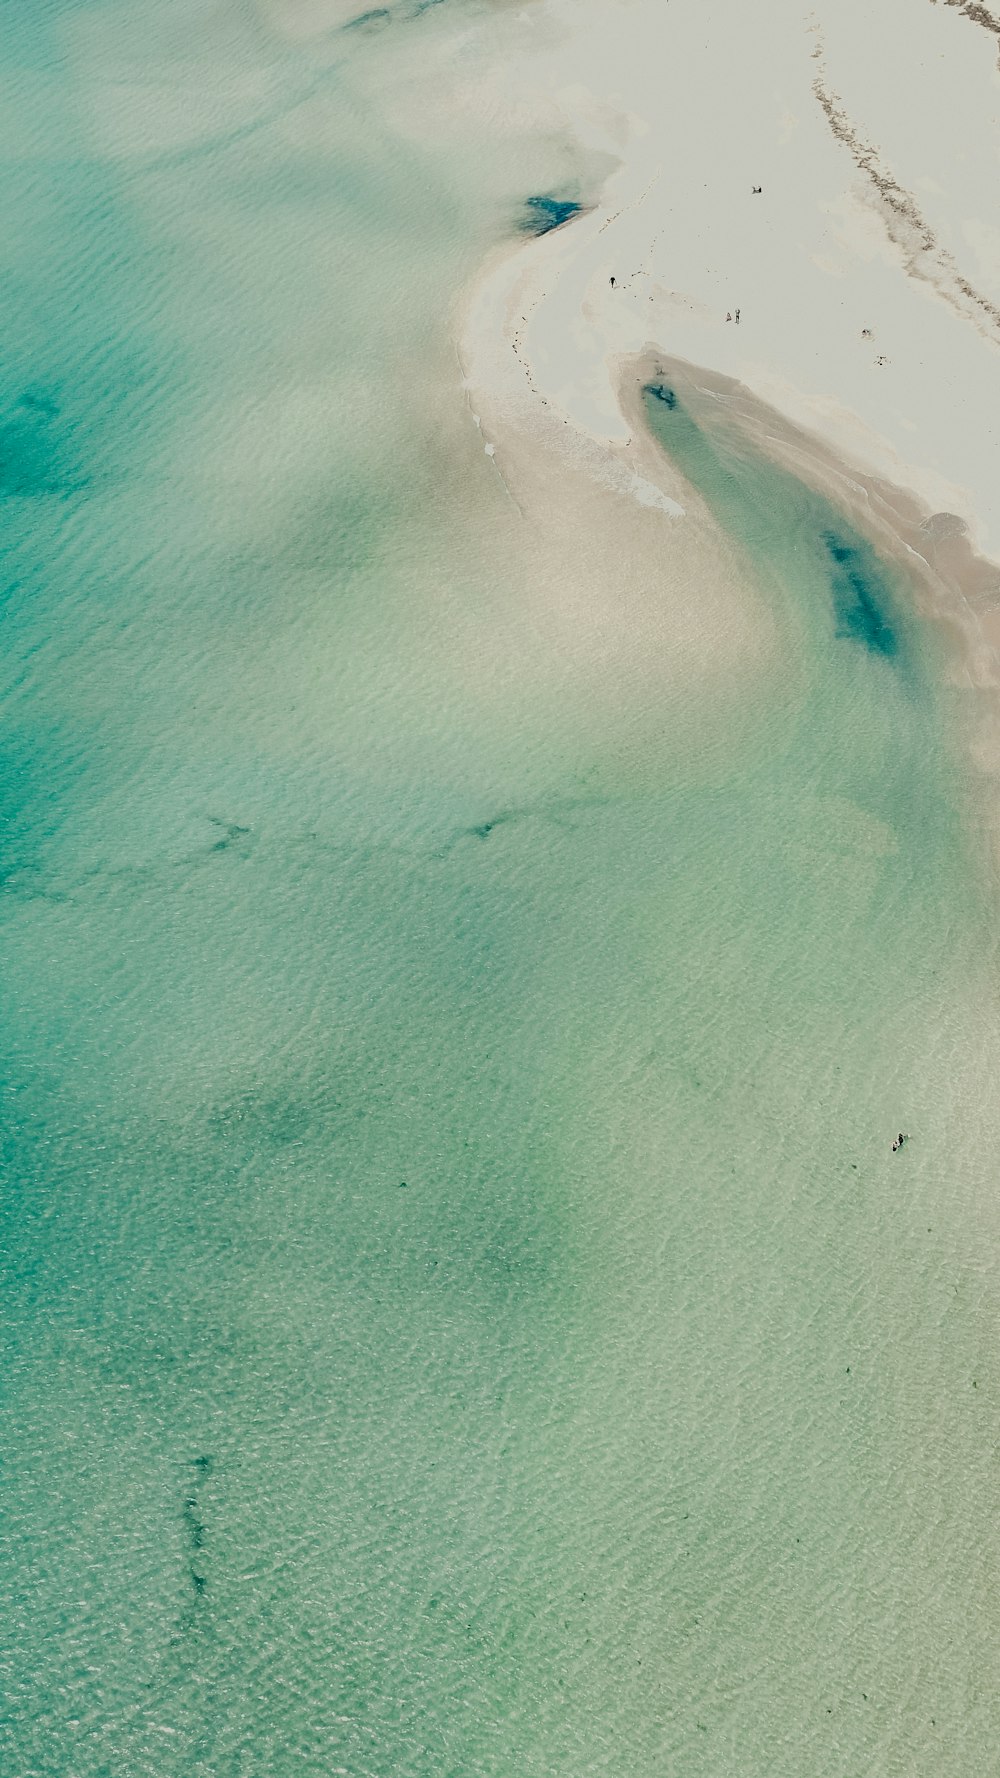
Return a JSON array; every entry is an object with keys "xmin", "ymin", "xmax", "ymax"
[
  {"xmin": 182, "ymin": 1457, "xmax": 212, "ymax": 1603},
  {"xmin": 469, "ymin": 810, "xmax": 514, "ymax": 840},
  {"xmin": 343, "ymin": 7, "xmax": 392, "ymax": 29},
  {"xmin": 644, "ymin": 382, "xmax": 677, "ymax": 408},
  {"xmin": 209, "ymin": 818, "xmax": 252, "ymax": 854},
  {"xmin": 520, "ymin": 195, "xmax": 583, "ymax": 237},
  {"xmin": 183, "ymin": 1497, "xmax": 205, "ymax": 1551},
  {"xmin": 822, "ymin": 530, "xmax": 898, "ymax": 658}
]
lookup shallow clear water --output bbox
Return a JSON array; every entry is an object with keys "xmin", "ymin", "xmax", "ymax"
[{"xmin": 3, "ymin": 6, "xmax": 1000, "ymax": 1776}]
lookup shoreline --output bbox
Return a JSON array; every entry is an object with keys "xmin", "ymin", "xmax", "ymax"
[
  {"xmin": 621, "ymin": 355, "xmax": 1000, "ymax": 852},
  {"xmin": 457, "ymin": 206, "xmax": 1000, "ymax": 839},
  {"xmin": 619, "ymin": 351, "xmax": 1000, "ymax": 697},
  {"xmin": 447, "ymin": 0, "xmax": 1000, "ymax": 772},
  {"xmin": 459, "ymin": 221, "xmax": 1000, "ymax": 668}
]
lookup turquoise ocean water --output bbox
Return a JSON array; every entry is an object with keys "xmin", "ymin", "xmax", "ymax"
[{"xmin": 3, "ymin": 4, "xmax": 1000, "ymax": 1774}]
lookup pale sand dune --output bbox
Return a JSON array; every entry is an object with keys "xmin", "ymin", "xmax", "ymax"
[
  {"xmin": 459, "ymin": 0, "xmax": 1000, "ymax": 588},
  {"xmin": 454, "ymin": 0, "xmax": 1000, "ymax": 810}
]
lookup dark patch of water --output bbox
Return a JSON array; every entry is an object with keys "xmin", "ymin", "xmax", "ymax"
[
  {"xmin": 644, "ymin": 382, "xmax": 677, "ymax": 408},
  {"xmin": 822, "ymin": 530, "xmax": 898, "ymax": 658},
  {"xmin": 520, "ymin": 195, "xmax": 583, "ymax": 237},
  {"xmin": 642, "ymin": 382, "xmax": 904, "ymax": 665},
  {"xmin": 0, "ymin": 390, "xmax": 80, "ymax": 498}
]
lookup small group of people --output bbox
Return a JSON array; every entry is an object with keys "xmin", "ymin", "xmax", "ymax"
[
  {"xmin": 751, "ymin": 185, "xmax": 762, "ymax": 194},
  {"xmin": 891, "ymin": 1131, "xmax": 909, "ymax": 1153},
  {"xmin": 725, "ymin": 309, "xmax": 741, "ymax": 324}
]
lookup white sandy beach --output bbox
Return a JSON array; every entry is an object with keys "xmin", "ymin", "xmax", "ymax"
[{"xmin": 450, "ymin": 0, "xmax": 1000, "ymax": 688}]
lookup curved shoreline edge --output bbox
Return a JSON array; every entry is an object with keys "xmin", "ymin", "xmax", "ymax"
[
  {"xmin": 457, "ymin": 213, "xmax": 1000, "ymax": 823},
  {"xmin": 450, "ymin": 0, "xmax": 1000, "ymax": 807}
]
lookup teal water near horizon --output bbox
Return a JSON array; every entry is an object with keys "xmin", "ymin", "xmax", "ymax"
[{"xmin": 3, "ymin": 5, "xmax": 1000, "ymax": 1775}]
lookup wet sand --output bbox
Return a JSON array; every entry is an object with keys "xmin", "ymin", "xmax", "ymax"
[{"xmin": 618, "ymin": 353, "xmax": 1000, "ymax": 849}]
